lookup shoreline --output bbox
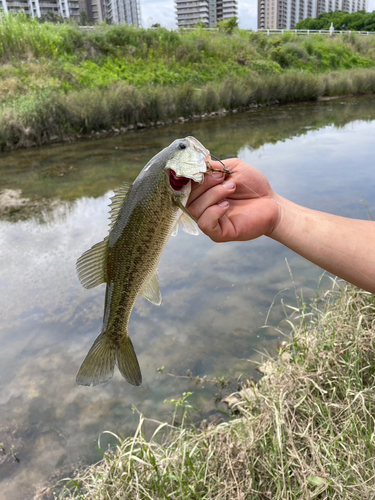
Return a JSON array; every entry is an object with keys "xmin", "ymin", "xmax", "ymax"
[
  {"xmin": 0, "ymin": 90, "xmax": 372, "ymax": 154},
  {"xmin": 57, "ymin": 283, "xmax": 375, "ymax": 499}
]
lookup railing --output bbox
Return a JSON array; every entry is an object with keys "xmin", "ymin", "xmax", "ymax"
[{"xmin": 256, "ymin": 28, "xmax": 375, "ymax": 36}]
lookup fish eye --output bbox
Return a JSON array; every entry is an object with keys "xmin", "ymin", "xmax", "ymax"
[{"xmin": 179, "ymin": 142, "xmax": 186, "ymax": 150}]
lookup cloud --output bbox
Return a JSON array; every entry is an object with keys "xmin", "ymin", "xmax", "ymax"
[{"xmin": 140, "ymin": 0, "xmax": 177, "ymax": 28}]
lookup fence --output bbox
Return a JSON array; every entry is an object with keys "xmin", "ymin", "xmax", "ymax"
[{"xmin": 256, "ymin": 28, "xmax": 375, "ymax": 36}]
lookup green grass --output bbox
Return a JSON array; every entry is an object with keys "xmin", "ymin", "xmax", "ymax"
[
  {"xmin": 55, "ymin": 282, "xmax": 375, "ymax": 499},
  {"xmin": 3, "ymin": 15, "xmax": 375, "ymax": 150}
]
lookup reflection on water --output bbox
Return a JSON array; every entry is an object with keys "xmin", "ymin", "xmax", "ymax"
[{"xmin": 1, "ymin": 96, "xmax": 375, "ymax": 499}]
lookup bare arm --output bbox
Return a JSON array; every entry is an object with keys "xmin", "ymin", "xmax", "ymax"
[{"xmin": 188, "ymin": 158, "xmax": 375, "ymax": 294}]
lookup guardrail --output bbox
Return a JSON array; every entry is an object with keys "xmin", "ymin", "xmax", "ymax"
[{"xmin": 256, "ymin": 28, "xmax": 375, "ymax": 36}]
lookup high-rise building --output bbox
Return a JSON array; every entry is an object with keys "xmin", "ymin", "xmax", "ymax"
[
  {"xmin": 175, "ymin": 0, "xmax": 238, "ymax": 29},
  {"xmin": 0, "ymin": 0, "xmax": 80, "ymax": 19},
  {"xmin": 258, "ymin": 0, "xmax": 368, "ymax": 29},
  {"xmin": 103, "ymin": 0, "xmax": 141, "ymax": 25},
  {"xmin": 0, "ymin": 0, "xmax": 141, "ymax": 25}
]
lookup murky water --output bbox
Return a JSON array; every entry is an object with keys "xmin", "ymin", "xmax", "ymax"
[{"xmin": 1, "ymin": 96, "xmax": 375, "ymax": 499}]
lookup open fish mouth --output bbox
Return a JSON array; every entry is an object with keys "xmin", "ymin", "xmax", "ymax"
[{"xmin": 168, "ymin": 169, "xmax": 191, "ymax": 191}]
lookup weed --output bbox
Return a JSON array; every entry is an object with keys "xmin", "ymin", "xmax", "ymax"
[{"xmin": 56, "ymin": 283, "xmax": 375, "ymax": 499}]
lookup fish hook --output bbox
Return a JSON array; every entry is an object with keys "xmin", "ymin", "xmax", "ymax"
[{"xmin": 207, "ymin": 154, "xmax": 233, "ymax": 175}]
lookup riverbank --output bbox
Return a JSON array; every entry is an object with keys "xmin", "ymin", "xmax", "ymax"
[
  {"xmin": 3, "ymin": 15, "xmax": 375, "ymax": 151},
  {"xmin": 57, "ymin": 283, "xmax": 375, "ymax": 499}
]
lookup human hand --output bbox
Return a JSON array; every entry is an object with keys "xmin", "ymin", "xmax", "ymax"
[{"xmin": 188, "ymin": 158, "xmax": 280, "ymax": 243}]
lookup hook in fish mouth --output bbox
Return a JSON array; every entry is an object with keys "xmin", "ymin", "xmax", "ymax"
[
  {"xmin": 207, "ymin": 155, "xmax": 233, "ymax": 175},
  {"xmin": 168, "ymin": 169, "xmax": 190, "ymax": 191}
]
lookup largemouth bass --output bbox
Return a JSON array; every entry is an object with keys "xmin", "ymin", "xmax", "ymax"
[{"xmin": 76, "ymin": 137, "xmax": 210, "ymax": 387}]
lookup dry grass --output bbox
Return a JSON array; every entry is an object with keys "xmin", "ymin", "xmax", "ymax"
[{"xmin": 56, "ymin": 283, "xmax": 375, "ymax": 500}]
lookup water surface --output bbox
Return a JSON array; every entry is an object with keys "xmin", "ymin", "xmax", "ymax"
[{"xmin": 1, "ymin": 96, "xmax": 375, "ymax": 499}]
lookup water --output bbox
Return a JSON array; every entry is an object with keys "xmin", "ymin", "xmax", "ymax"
[{"xmin": 1, "ymin": 96, "xmax": 375, "ymax": 499}]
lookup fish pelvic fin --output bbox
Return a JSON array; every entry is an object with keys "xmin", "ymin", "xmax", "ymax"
[
  {"xmin": 116, "ymin": 335, "xmax": 142, "ymax": 386},
  {"xmin": 173, "ymin": 196, "xmax": 197, "ymax": 224},
  {"xmin": 76, "ymin": 331, "xmax": 142, "ymax": 387},
  {"xmin": 76, "ymin": 332, "xmax": 116, "ymax": 386}
]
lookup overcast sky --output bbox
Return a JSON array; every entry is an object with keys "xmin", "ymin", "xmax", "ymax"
[{"xmin": 140, "ymin": 0, "xmax": 375, "ymax": 31}]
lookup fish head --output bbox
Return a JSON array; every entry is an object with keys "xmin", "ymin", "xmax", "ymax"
[{"xmin": 165, "ymin": 136, "xmax": 210, "ymax": 193}]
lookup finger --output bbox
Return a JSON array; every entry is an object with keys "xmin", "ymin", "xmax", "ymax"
[
  {"xmin": 188, "ymin": 180, "xmax": 236, "ymax": 221},
  {"xmin": 197, "ymin": 202, "xmax": 231, "ymax": 242}
]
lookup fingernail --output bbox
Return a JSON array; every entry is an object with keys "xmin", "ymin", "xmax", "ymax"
[
  {"xmin": 211, "ymin": 172, "xmax": 223, "ymax": 179},
  {"xmin": 218, "ymin": 201, "xmax": 229, "ymax": 208},
  {"xmin": 223, "ymin": 181, "xmax": 235, "ymax": 190}
]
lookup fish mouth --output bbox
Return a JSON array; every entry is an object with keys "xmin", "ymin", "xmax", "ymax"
[{"xmin": 168, "ymin": 169, "xmax": 191, "ymax": 191}]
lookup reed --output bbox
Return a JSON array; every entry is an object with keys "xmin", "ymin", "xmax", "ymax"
[{"xmin": 3, "ymin": 68, "xmax": 375, "ymax": 151}]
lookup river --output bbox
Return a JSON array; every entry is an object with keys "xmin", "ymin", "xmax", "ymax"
[{"xmin": 1, "ymin": 96, "xmax": 375, "ymax": 499}]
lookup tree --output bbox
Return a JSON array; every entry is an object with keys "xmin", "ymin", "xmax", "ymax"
[{"xmin": 217, "ymin": 17, "xmax": 239, "ymax": 34}]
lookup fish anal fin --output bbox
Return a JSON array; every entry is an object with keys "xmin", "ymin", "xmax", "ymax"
[
  {"xmin": 179, "ymin": 212, "xmax": 199, "ymax": 236},
  {"xmin": 76, "ymin": 332, "xmax": 116, "ymax": 386},
  {"xmin": 140, "ymin": 271, "xmax": 162, "ymax": 305},
  {"xmin": 76, "ymin": 237, "xmax": 108, "ymax": 289},
  {"xmin": 117, "ymin": 336, "xmax": 142, "ymax": 386}
]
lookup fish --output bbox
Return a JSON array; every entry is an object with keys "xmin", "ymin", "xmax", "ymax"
[{"xmin": 76, "ymin": 136, "xmax": 211, "ymax": 387}]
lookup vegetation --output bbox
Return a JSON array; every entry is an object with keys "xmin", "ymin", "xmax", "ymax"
[
  {"xmin": 2, "ymin": 14, "xmax": 375, "ymax": 150},
  {"xmin": 56, "ymin": 283, "xmax": 375, "ymax": 499},
  {"xmin": 296, "ymin": 10, "xmax": 375, "ymax": 32}
]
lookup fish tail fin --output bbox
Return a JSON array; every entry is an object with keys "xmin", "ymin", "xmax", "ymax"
[
  {"xmin": 116, "ymin": 335, "xmax": 142, "ymax": 386},
  {"xmin": 76, "ymin": 332, "xmax": 116, "ymax": 387}
]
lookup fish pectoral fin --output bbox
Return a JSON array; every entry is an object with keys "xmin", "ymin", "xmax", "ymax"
[
  {"xmin": 140, "ymin": 271, "xmax": 162, "ymax": 306},
  {"xmin": 179, "ymin": 212, "xmax": 199, "ymax": 236},
  {"xmin": 76, "ymin": 237, "xmax": 109, "ymax": 289},
  {"xmin": 116, "ymin": 336, "xmax": 142, "ymax": 386},
  {"xmin": 173, "ymin": 197, "xmax": 198, "ymax": 224},
  {"xmin": 76, "ymin": 332, "xmax": 116, "ymax": 386}
]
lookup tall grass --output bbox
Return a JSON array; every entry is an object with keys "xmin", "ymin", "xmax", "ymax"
[
  {"xmin": 2, "ymin": 68, "xmax": 375, "ymax": 151},
  {"xmin": 2, "ymin": 16, "xmax": 375, "ymax": 150},
  {"xmin": 56, "ymin": 283, "xmax": 375, "ymax": 499}
]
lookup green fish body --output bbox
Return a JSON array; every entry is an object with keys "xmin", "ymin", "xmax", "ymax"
[{"xmin": 76, "ymin": 137, "xmax": 210, "ymax": 386}]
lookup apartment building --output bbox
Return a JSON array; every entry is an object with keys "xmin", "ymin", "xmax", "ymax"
[
  {"xmin": 258, "ymin": 0, "xmax": 369, "ymax": 29},
  {"xmin": 175, "ymin": 0, "xmax": 238, "ymax": 28},
  {"xmin": 0, "ymin": 0, "xmax": 80, "ymax": 19},
  {"xmin": 103, "ymin": 0, "xmax": 140, "ymax": 25},
  {"xmin": 0, "ymin": 0, "xmax": 141, "ymax": 25}
]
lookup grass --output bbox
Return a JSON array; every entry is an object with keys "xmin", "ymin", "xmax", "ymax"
[
  {"xmin": 56, "ymin": 282, "xmax": 375, "ymax": 499},
  {"xmin": 3, "ymin": 16, "xmax": 375, "ymax": 150}
]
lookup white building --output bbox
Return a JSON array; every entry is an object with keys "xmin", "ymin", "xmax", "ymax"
[
  {"xmin": 176, "ymin": 0, "xmax": 238, "ymax": 28},
  {"xmin": 103, "ymin": 0, "xmax": 141, "ymax": 25},
  {"xmin": 0, "ymin": 0, "xmax": 80, "ymax": 18},
  {"xmin": 0, "ymin": 0, "xmax": 141, "ymax": 25},
  {"xmin": 258, "ymin": 0, "xmax": 368, "ymax": 29}
]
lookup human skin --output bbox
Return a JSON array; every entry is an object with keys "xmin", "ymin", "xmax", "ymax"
[{"xmin": 188, "ymin": 158, "xmax": 375, "ymax": 294}]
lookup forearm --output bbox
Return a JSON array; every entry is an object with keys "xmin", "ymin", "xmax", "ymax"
[{"xmin": 270, "ymin": 194, "xmax": 375, "ymax": 294}]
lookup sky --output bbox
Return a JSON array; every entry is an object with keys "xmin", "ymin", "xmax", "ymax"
[{"xmin": 140, "ymin": 0, "xmax": 375, "ymax": 31}]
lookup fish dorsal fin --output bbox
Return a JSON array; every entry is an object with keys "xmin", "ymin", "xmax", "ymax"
[
  {"xmin": 76, "ymin": 237, "xmax": 109, "ymax": 289},
  {"xmin": 179, "ymin": 212, "xmax": 199, "ymax": 235},
  {"xmin": 109, "ymin": 183, "xmax": 131, "ymax": 230},
  {"xmin": 140, "ymin": 270, "xmax": 162, "ymax": 305}
]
